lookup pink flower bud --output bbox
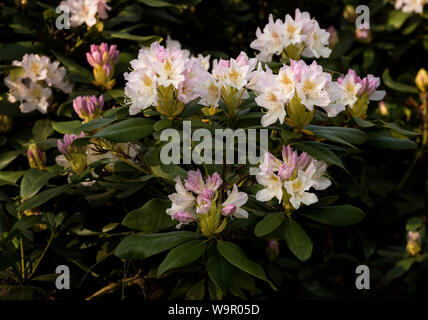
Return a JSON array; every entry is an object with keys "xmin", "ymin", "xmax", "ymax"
[
  {"xmin": 57, "ymin": 132, "xmax": 85, "ymax": 156},
  {"xmin": 73, "ymin": 95, "xmax": 104, "ymax": 121}
]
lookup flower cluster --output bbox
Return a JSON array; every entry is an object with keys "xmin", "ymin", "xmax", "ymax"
[
  {"xmin": 395, "ymin": 0, "xmax": 426, "ymax": 14},
  {"xmin": 333, "ymin": 69, "xmax": 386, "ymax": 118},
  {"xmin": 4, "ymin": 54, "xmax": 73, "ymax": 114},
  {"xmin": 250, "ymin": 9, "xmax": 331, "ymax": 62},
  {"xmin": 124, "ymin": 40, "xmax": 211, "ymax": 117},
  {"xmin": 73, "ymin": 95, "xmax": 104, "ymax": 122},
  {"xmin": 250, "ymin": 59, "xmax": 340, "ymax": 127},
  {"xmin": 60, "ymin": 0, "xmax": 111, "ymax": 28},
  {"xmin": 166, "ymin": 170, "xmax": 248, "ymax": 233},
  {"xmin": 86, "ymin": 43, "xmax": 119, "ymax": 90},
  {"xmin": 255, "ymin": 146, "xmax": 331, "ymax": 210}
]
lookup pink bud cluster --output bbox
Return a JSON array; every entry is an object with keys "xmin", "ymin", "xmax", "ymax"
[
  {"xmin": 86, "ymin": 43, "xmax": 119, "ymax": 76},
  {"xmin": 57, "ymin": 132, "xmax": 85, "ymax": 157},
  {"xmin": 73, "ymin": 95, "xmax": 104, "ymax": 122}
]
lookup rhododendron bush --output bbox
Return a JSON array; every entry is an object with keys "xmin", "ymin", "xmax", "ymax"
[{"xmin": 0, "ymin": 0, "xmax": 426, "ymax": 300}]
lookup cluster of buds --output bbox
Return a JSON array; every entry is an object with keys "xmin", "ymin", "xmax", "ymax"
[
  {"xmin": 406, "ymin": 231, "xmax": 422, "ymax": 256},
  {"xmin": 166, "ymin": 169, "xmax": 249, "ymax": 237},
  {"xmin": 57, "ymin": 132, "xmax": 87, "ymax": 174},
  {"xmin": 334, "ymin": 69, "xmax": 386, "ymax": 119},
  {"xmin": 0, "ymin": 115, "xmax": 13, "ymax": 133},
  {"xmin": 86, "ymin": 43, "xmax": 119, "ymax": 90},
  {"xmin": 255, "ymin": 146, "xmax": 331, "ymax": 211},
  {"xmin": 27, "ymin": 143, "xmax": 47, "ymax": 170},
  {"xmin": 73, "ymin": 95, "xmax": 104, "ymax": 122}
]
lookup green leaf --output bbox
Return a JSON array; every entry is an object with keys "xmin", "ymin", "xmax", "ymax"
[
  {"xmin": 353, "ymin": 116, "xmax": 375, "ymax": 128},
  {"xmin": 0, "ymin": 41, "xmax": 43, "ymax": 62},
  {"xmin": 207, "ymin": 252, "xmax": 236, "ymax": 294},
  {"xmin": 94, "ymin": 118, "xmax": 155, "ymax": 142},
  {"xmin": 157, "ymin": 240, "xmax": 207, "ymax": 276},
  {"xmin": 217, "ymin": 241, "xmax": 276, "ymax": 290},
  {"xmin": 0, "ymin": 150, "xmax": 22, "ymax": 170},
  {"xmin": 32, "ymin": 119, "xmax": 54, "ymax": 144},
  {"xmin": 114, "ymin": 231, "xmax": 202, "ymax": 260},
  {"xmin": 292, "ymin": 141, "xmax": 345, "ymax": 169},
  {"xmin": 254, "ymin": 213, "xmax": 285, "ymax": 237},
  {"xmin": 52, "ymin": 120, "xmax": 83, "ymax": 135},
  {"xmin": 19, "ymin": 185, "xmax": 69, "ymax": 211},
  {"xmin": 80, "ymin": 118, "xmax": 114, "ymax": 131},
  {"xmin": 300, "ymin": 205, "xmax": 365, "ymax": 227},
  {"xmin": 109, "ymin": 32, "xmax": 161, "ymax": 45},
  {"xmin": 381, "ymin": 121, "xmax": 419, "ymax": 137},
  {"xmin": 283, "ymin": 217, "xmax": 313, "ymax": 262},
  {"xmin": 20, "ymin": 169, "xmax": 57, "ymax": 200},
  {"xmin": 382, "ymin": 69, "xmax": 418, "ymax": 93},
  {"xmin": 385, "ymin": 257, "xmax": 416, "ymax": 282},
  {"xmin": 305, "ymin": 125, "xmax": 367, "ymax": 149},
  {"xmin": 387, "ymin": 10, "xmax": 411, "ymax": 29},
  {"xmin": 122, "ymin": 198, "xmax": 177, "ymax": 232},
  {"xmin": 367, "ymin": 130, "xmax": 417, "ymax": 150},
  {"xmin": 52, "ymin": 51, "xmax": 92, "ymax": 83},
  {"xmin": 138, "ymin": 0, "xmax": 173, "ymax": 7},
  {"xmin": 0, "ymin": 171, "xmax": 24, "ymax": 186}
]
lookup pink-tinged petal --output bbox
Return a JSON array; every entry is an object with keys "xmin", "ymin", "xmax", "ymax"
[
  {"xmin": 206, "ymin": 172, "xmax": 223, "ymax": 191},
  {"xmin": 173, "ymin": 211, "xmax": 196, "ymax": 223},
  {"xmin": 221, "ymin": 204, "xmax": 237, "ymax": 216},
  {"xmin": 185, "ymin": 169, "xmax": 205, "ymax": 194}
]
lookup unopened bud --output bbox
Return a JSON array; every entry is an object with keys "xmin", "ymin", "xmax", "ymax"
[
  {"xmin": 415, "ymin": 68, "xmax": 428, "ymax": 93},
  {"xmin": 27, "ymin": 143, "xmax": 46, "ymax": 170},
  {"xmin": 0, "ymin": 115, "xmax": 13, "ymax": 133},
  {"xmin": 266, "ymin": 240, "xmax": 280, "ymax": 262}
]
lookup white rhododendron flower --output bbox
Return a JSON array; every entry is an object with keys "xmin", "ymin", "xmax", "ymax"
[
  {"xmin": 251, "ymin": 59, "xmax": 339, "ymax": 126},
  {"xmin": 255, "ymin": 146, "xmax": 331, "ymax": 210},
  {"xmin": 221, "ymin": 184, "xmax": 249, "ymax": 219},
  {"xmin": 327, "ymin": 69, "xmax": 386, "ymax": 116},
  {"xmin": 4, "ymin": 54, "xmax": 73, "ymax": 114},
  {"xmin": 395, "ymin": 0, "xmax": 426, "ymax": 14},
  {"xmin": 60, "ymin": 0, "xmax": 111, "ymax": 28},
  {"xmin": 124, "ymin": 40, "xmax": 210, "ymax": 115},
  {"xmin": 250, "ymin": 9, "xmax": 331, "ymax": 62}
]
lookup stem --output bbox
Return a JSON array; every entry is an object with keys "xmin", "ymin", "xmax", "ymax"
[
  {"xmin": 20, "ymin": 237, "xmax": 25, "ymax": 281},
  {"xmin": 17, "ymin": 210, "xmax": 25, "ymax": 281},
  {"xmin": 29, "ymin": 231, "xmax": 55, "ymax": 279}
]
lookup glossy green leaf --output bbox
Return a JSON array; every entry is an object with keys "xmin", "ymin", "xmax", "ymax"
[
  {"xmin": 217, "ymin": 240, "xmax": 276, "ymax": 290},
  {"xmin": 122, "ymin": 198, "xmax": 177, "ymax": 232},
  {"xmin": 114, "ymin": 231, "xmax": 202, "ymax": 260},
  {"xmin": 300, "ymin": 205, "xmax": 365, "ymax": 226},
  {"xmin": 255, "ymin": 213, "xmax": 285, "ymax": 237},
  {"xmin": 283, "ymin": 217, "xmax": 313, "ymax": 262},
  {"xmin": 20, "ymin": 169, "xmax": 57, "ymax": 200},
  {"xmin": 94, "ymin": 118, "xmax": 155, "ymax": 142},
  {"xmin": 157, "ymin": 240, "xmax": 207, "ymax": 276}
]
